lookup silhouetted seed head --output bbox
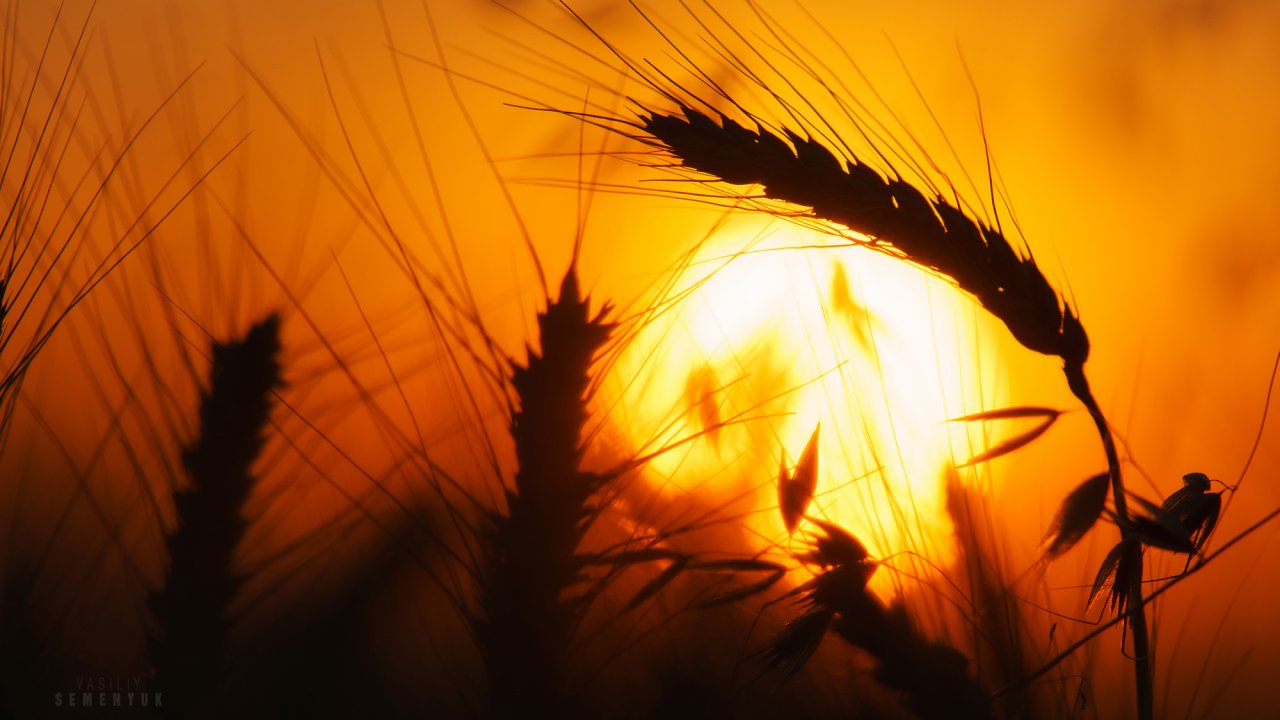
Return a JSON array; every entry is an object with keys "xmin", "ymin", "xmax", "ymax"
[
  {"xmin": 760, "ymin": 607, "xmax": 834, "ymax": 685},
  {"xmin": 640, "ymin": 105, "xmax": 1090, "ymax": 367},
  {"xmin": 1042, "ymin": 473, "xmax": 1110, "ymax": 561},
  {"xmin": 479, "ymin": 266, "xmax": 613, "ymax": 719},
  {"xmin": 801, "ymin": 519, "xmax": 874, "ymax": 576},
  {"xmin": 778, "ymin": 423, "xmax": 820, "ymax": 533},
  {"xmin": 767, "ymin": 518, "xmax": 991, "ymax": 718},
  {"xmin": 1089, "ymin": 539, "xmax": 1143, "ymax": 617},
  {"xmin": 149, "ymin": 313, "xmax": 283, "ymax": 717}
]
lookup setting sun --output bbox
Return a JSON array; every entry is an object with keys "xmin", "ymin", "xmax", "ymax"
[
  {"xmin": 608, "ymin": 223, "xmax": 1004, "ymax": 592},
  {"xmin": 4, "ymin": 1, "xmax": 1279, "ymax": 718}
]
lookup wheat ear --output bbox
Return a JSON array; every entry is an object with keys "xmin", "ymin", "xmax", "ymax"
[
  {"xmin": 638, "ymin": 105, "xmax": 1089, "ymax": 367},
  {"xmin": 628, "ymin": 100, "xmax": 1152, "ymax": 719},
  {"xmin": 148, "ymin": 314, "xmax": 282, "ymax": 717},
  {"xmin": 475, "ymin": 267, "xmax": 613, "ymax": 718}
]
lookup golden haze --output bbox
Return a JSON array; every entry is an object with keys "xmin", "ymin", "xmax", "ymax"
[{"xmin": 4, "ymin": 0, "xmax": 1280, "ymax": 716}]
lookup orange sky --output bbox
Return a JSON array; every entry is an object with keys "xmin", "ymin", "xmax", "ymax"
[{"xmin": 8, "ymin": 0, "xmax": 1280, "ymax": 716}]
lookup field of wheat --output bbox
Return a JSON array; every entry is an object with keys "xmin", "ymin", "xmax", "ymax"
[{"xmin": 3, "ymin": 1, "xmax": 1279, "ymax": 718}]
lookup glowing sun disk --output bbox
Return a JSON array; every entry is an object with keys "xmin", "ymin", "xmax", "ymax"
[{"xmin": 609, "ymin": 224, "xmax": 1004, "ymax": 594}]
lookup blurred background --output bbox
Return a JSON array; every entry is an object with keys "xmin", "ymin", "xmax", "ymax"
[{"xmin": 4, "ymin": 0, "xmax": 1279, "ymax": 716}]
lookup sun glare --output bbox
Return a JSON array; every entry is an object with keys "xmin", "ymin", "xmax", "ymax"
[{"xmin": 610, "ymin": 222, "xmax": 1005, "ymax": 593}]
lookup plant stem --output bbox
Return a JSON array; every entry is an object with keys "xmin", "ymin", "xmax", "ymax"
[
  {"xmin": 998, "ymin": 503, "xmax": 1280, "ymax": 697},
  {"xmin": 1064, "ymin": 361, "xmax": 1152, "ymax": 720}
]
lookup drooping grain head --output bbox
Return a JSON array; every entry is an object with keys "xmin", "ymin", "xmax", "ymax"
[{"xmin": 641, "ymin": 106, "xmax": 1089, "ymax": 368}]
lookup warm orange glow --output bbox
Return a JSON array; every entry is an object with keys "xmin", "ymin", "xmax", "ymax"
[
  {"xmin": 6, "ymin": 1, "xmax": 1280, "ymax": 715},
  {"xmin": 607, "ymin": 221, "xmax": 1005, "ymax": 593}
]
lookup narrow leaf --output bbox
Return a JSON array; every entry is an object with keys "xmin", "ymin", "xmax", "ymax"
[
  {"xmin": 579, "ymin": 548, "xmax": 684, "ymax": 567},
  {"xmin": 694, "ymin": 568, "xmax": 786, "ymax": 608},
  {"xmin": 1043, "ymin": 473, "xmax": 1110, "ymax": 560},
  {"xmin": 779, "ymin": 424, "xmax": 820, "ymax": 532},
  {"xmin": 626, "ymin": 556, "xmax": 689, "ymax": 610},
  {"xmin": 954, "ymin": 409, "xmax": 1062, "ymax": 467},
  {"xmin": 689, "ymin": 558, "xmax": 784, "ymax": 574},
  {"xmin": 947, "ymin": 406, "xmax": 1062, "ymax": 423}
]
